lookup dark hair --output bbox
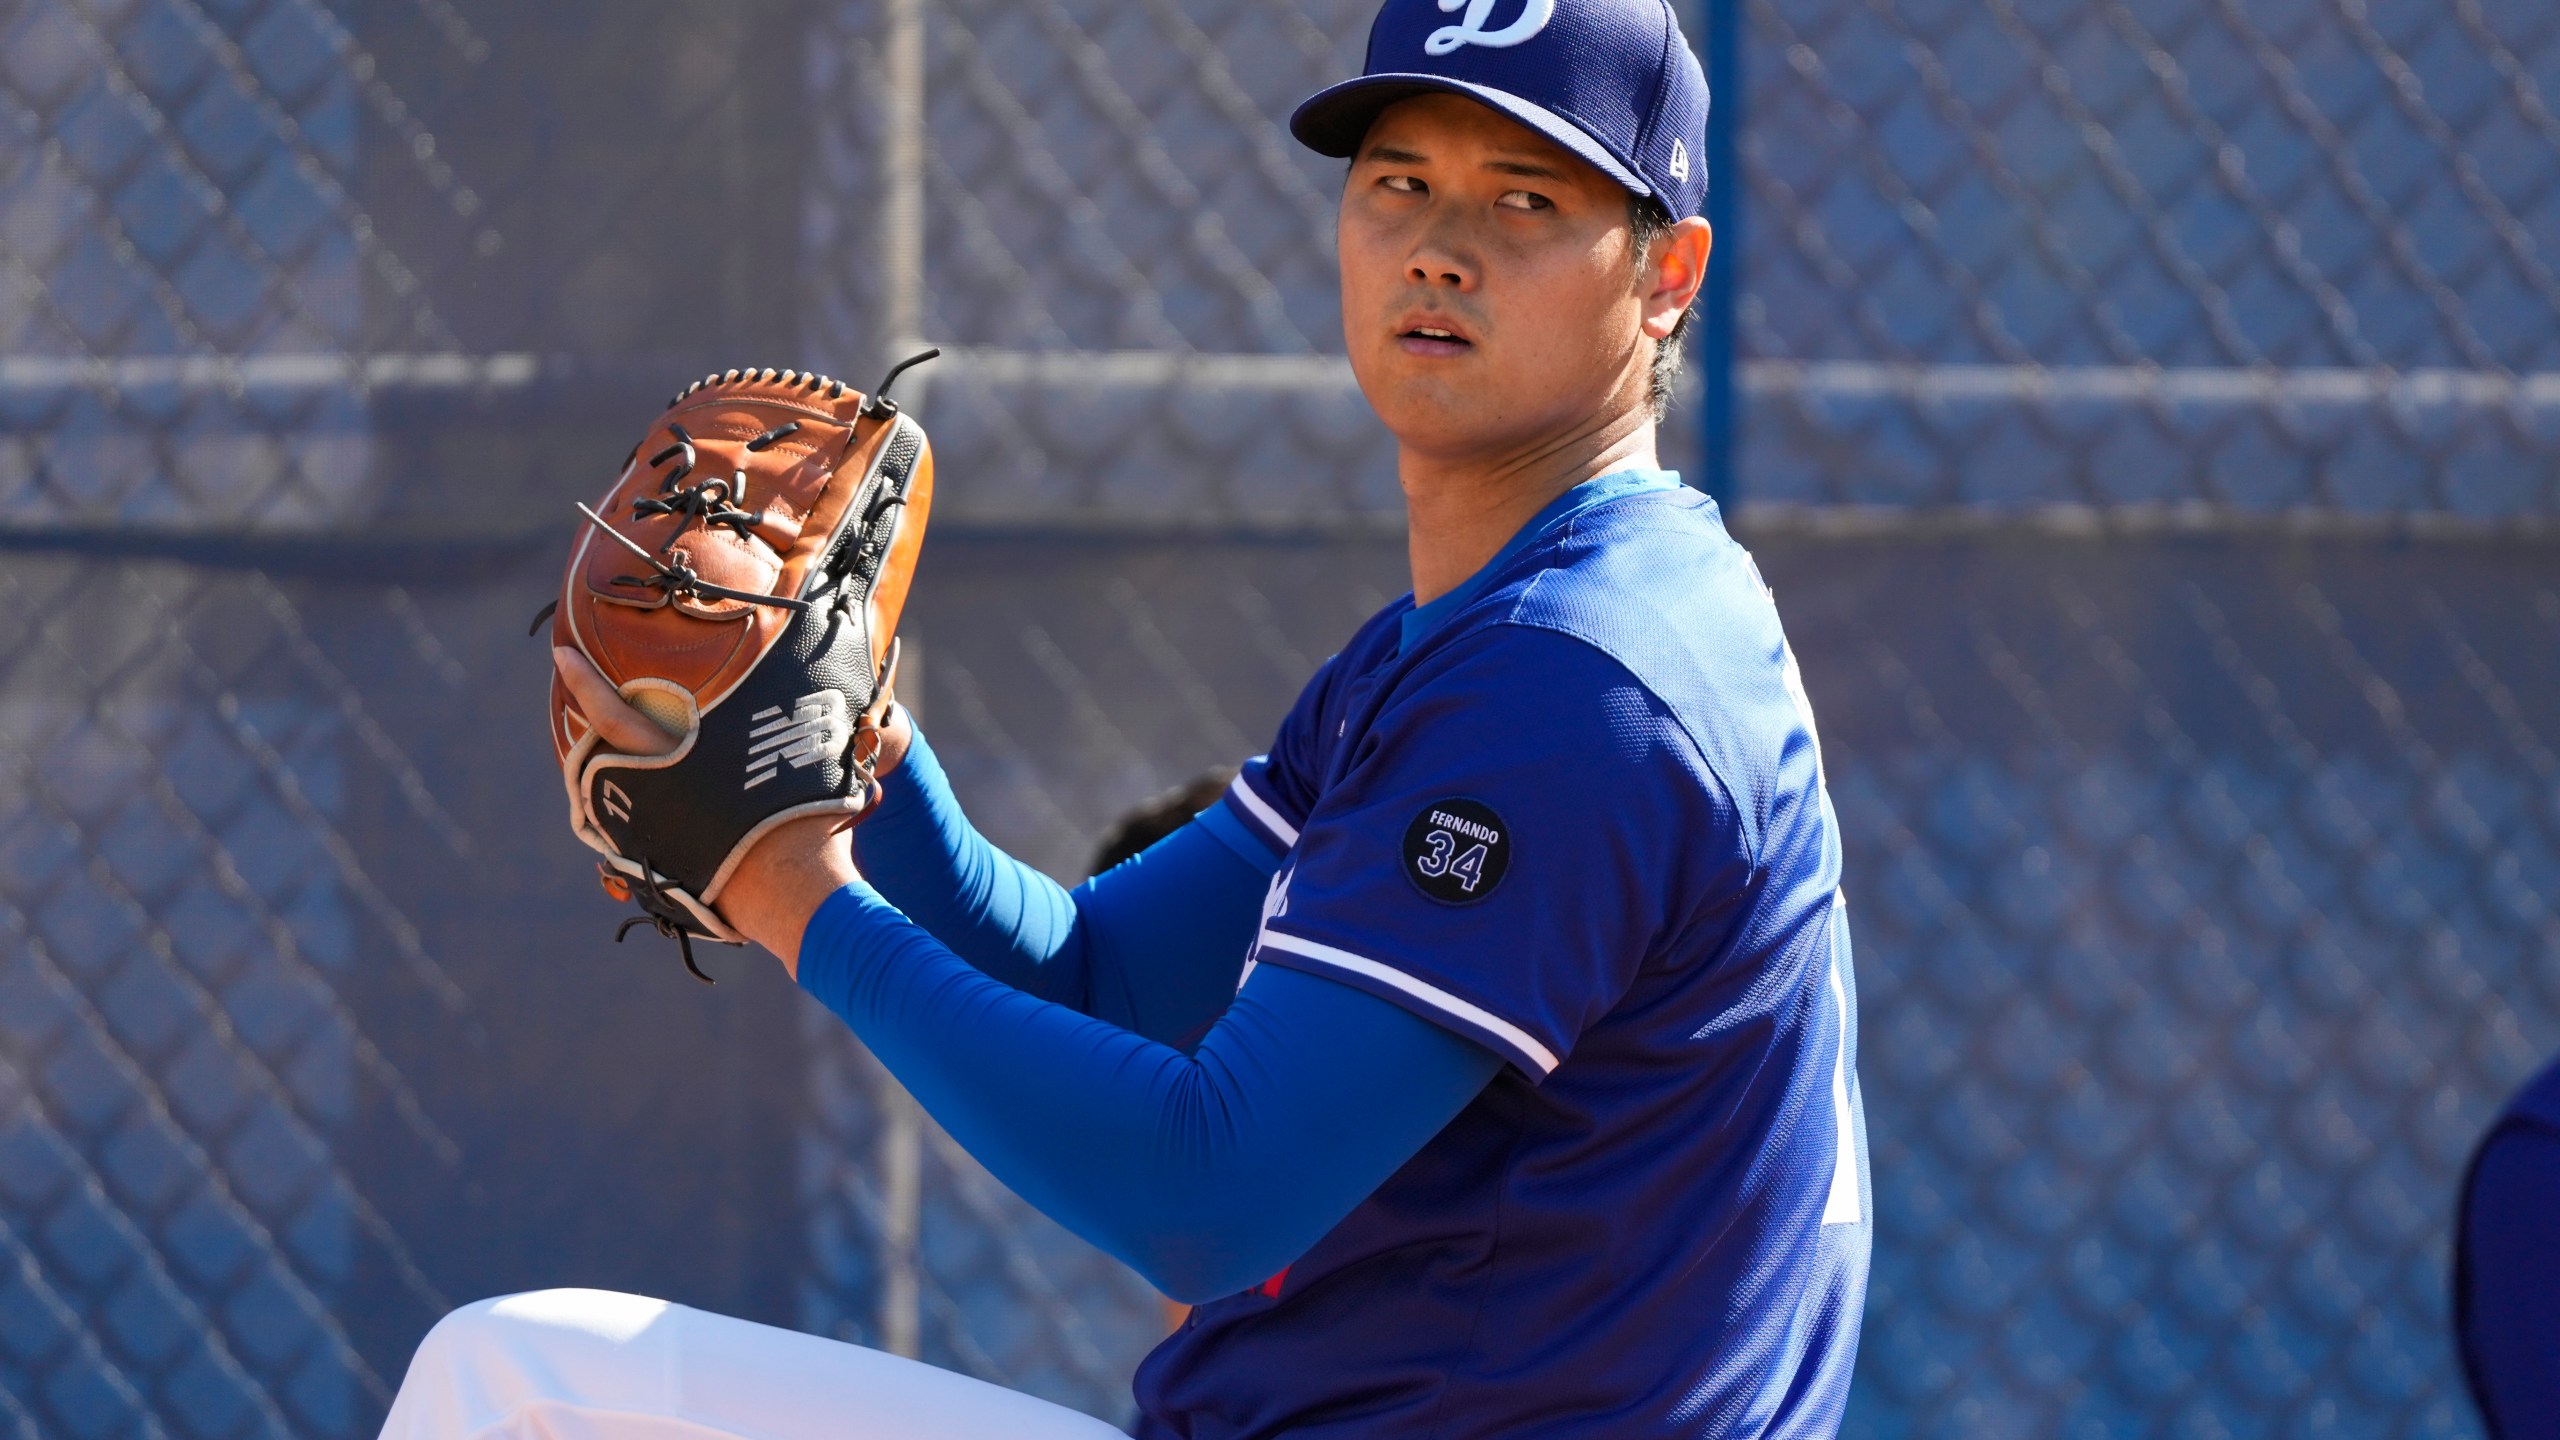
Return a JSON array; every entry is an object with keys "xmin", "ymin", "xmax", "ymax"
[
  {"xmin": 1088, "ymin": 767, "xmax": 1240, "ymax": 877},
  {"xmin": 1627, "ymin": 195, "xmax": 1696, "ymax": 421}
]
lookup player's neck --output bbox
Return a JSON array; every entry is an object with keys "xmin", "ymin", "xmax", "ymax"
[{"xmin": 1400, "ymin": 412, "xmax": 1658, "ymax": 606}]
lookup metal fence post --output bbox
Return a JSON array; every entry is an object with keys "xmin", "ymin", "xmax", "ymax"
[
  {"xmin": 1699, "ymin": 0, "xmax": 1741, "ymax": 515},
  {"xmin": 875, "ymin": 0, "xmax": 929, "ymax": 1358},
  {"xmin": 873, "ymin": 636, "xmax": 927, "ymax": 1361},
  {"xmin": 882, "ymin": 0, "xmax": 929, "ymax": 368},
  {"xmin": 876, "ymin": 1076, "xmax": 925, "ymax": 1361}
]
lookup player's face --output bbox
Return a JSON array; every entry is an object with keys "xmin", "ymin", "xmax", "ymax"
[{"xmin": 1337, "ymin": 94, "xmax": 1696, "ymax": 466}]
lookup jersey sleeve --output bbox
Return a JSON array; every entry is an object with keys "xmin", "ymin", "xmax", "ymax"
[{"xmin": 1246, "ymin": 625, "xmax": 1739, "ymax": 1078}]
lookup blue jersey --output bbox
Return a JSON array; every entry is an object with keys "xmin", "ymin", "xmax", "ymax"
[{"xmin": 1133, "ymin": 470, "xmax": 1870, "ymax": 1438}]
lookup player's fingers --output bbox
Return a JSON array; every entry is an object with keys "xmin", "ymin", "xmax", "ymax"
[
  {"xmin": 829, "ymin": 781, "xmax": 885, "ymax": 837},
  {"xmin": 553, "ymin": 645, "xmax": 682, "ymax": 757},
  {"xmin": 863, "ymin": 640, "xmax": 914, "ymax": 781},
  {"xmin": 871, "ymin": 700, "xmax": 914, "ymax": 779}
]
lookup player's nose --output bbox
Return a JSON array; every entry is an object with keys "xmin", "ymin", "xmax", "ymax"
[{"xmin": 1404, "ymin": 215, "xmax": 1480, "ymax": 289}]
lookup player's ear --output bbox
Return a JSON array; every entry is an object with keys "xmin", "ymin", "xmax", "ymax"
[{"xmin": 1642, "ymin": 217, "xmax": 1712, "ymax": 341}]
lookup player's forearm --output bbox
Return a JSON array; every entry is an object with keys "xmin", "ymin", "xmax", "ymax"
[
  {"xmin": 861, "ymin": 720, "xmax": 1280, "ymax": 1041},
  {"xmin": 798, "ymin": 885, "xmax": 1498, "ymax": 1302},
  {"xmin": 854, "ymin": 724, "xmax": 1089, "ymax": 1004},
  {"xmin": 1068, "ymin": 814, "xmax": 1273, "ymax": 1047}
]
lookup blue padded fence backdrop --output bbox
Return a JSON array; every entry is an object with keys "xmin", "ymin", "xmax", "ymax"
[{"xmin": 1, "ymin": 2, "xmax": 2555, "ymax": 1438}]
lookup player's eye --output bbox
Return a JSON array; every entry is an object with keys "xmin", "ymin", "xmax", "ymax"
[
  {"xmin": 1381, "ymin": 174, "xmax": 1426, "ymax": 195},
  {"xmin": 1496, "ymin": 189, "xmax": 1551, "ymax": 211}
]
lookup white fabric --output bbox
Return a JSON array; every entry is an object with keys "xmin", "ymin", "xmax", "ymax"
[{"xmin": 378, "ymin": 1289, "xmax": 1128, "ymax": 1440}]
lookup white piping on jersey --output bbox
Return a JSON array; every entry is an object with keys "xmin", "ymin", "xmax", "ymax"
[
  {"xmin": 1255, "ymin": 930, "xmax": 1560, "ymax": 1074},
  {"xmin": 1821, "ymin": 906, "xmax": 1863, "ymax": 1226},
  {"xmin": 1225, "ymin": 770, "xmax": 1301, "ymax": 848},
  {"xmin": 1822, "ymin": 953, "xmax": 1863, "ymax": 1219}
]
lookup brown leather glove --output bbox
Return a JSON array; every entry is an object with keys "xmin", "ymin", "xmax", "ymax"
[{"xmin": 541, "ymin": 357, "xmax": 935, "ymax": 979}]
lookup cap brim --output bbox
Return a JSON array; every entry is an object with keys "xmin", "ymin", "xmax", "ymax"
[{"xmin": 1289, "ymin": 75, "xmax": 1654, "ymax": 200}]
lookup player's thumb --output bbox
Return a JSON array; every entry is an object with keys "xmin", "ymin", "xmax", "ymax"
[{"xmin": 553, "ymin": 646, "xmax": 684, "ymax": 757}]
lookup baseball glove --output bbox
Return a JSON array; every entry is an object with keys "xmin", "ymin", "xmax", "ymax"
[{"xmin": 540, "ymin": 354, "xmax": 937, "ymax": 981}]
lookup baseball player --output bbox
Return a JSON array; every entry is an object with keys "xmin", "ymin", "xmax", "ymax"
[{"xmin": 384, "ymin": 0, "xmax": 1869, "ymax": 1434}]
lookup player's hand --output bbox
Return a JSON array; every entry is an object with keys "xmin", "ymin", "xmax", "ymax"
[
  {"xmin": 553, "ymin": 645, "xmax": 681, "ymax": 757},
  {"xmin": 554, "ymin": 645, "xmax": 861, "ymax": 975},
  {"xmin": 856, "ymin": 638, "xmax": 916, "ymax": 786}
]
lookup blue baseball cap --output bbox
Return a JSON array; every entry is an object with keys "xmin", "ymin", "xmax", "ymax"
[{"xmin": 1290, "ymin": 0, "xmax": 1710, "ymax": 219}]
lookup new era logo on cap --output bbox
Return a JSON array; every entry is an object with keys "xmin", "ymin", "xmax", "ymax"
[{"xmin": 1291, "ymin": 0, "xmax": 1710, "ymax": 220}]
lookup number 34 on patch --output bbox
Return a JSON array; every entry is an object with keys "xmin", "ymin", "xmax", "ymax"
[{"xmin": 1402, "ymin": 798, "xmax": 1512, "ymax": 904}]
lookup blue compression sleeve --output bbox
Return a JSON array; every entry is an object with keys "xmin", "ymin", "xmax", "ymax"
[
  {"xmin": 800, "ymin": 884, "xmax": 1502, "ymax": 1302},
  {"xmin": 856, "ymin": 725, "xmax": 1277, "ymax": 1042},
  {"xmin": 1076, "ymin": 815, "xmax": 1274, "ymax": 1045},
  {"xmin": 853, "ymin": 726, "xmax": 1081, "ymax": 997}
]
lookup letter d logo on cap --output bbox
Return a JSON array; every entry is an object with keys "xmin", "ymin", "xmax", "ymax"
[
  {"xmin": 1425, "ymin": 0, "xmax": 1555, "ymax": 54},
  {"xmin": 1293, "ymin": 0, "xmax": 1712, "ymax": 221}
]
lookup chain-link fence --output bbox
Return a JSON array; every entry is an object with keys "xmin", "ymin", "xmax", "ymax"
[
  {"xmin": 1738, "ymin": 0, "xmax": 2560, "ymax": 520},
  {"xmin": 1798, "ymin": 536, "xmax": 2558, "ymax": 1436},
  {"xmin": 1731, "ymin": 5, "xmax": 2560, "ymax": 1424},
  {"xmin": 1, "ymin": 0, "xmax": 2555, "ymax": 1437}
]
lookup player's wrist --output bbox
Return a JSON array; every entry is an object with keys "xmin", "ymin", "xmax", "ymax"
[{"xmin": 722, "ymin": 812, "xmax": 866, "ymax": 977}]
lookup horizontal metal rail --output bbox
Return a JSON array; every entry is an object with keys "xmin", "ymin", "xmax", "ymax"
[
  {"xmin": 1739, "ymin": 359, "xmax": 2560, "ymax": 409},
  {"xmin": 0, "ymin": 352, "xmax": 541, "ymax": 392},
  {"xmin": 8, "ymin": 349, "xmax": 2559, "ymax": 414},
  {"xmin": 0, "ymin": 350, "xmax": 2550, "ymax": 547}
]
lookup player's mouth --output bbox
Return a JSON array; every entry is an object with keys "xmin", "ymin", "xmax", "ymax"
[{"xmin": 1394, "ymin": 316, "xmax": 1476, "ymax": 358}]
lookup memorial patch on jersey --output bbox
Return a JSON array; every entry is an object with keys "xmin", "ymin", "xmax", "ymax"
[{"xmin": 1402, "ymin": 798, "xmax": 1511, "ymax": 904}]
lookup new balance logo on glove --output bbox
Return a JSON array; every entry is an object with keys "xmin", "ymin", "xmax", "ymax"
[{"xmin": 744, "ymin": 691, "xmax": 851, "ymax": 790}]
